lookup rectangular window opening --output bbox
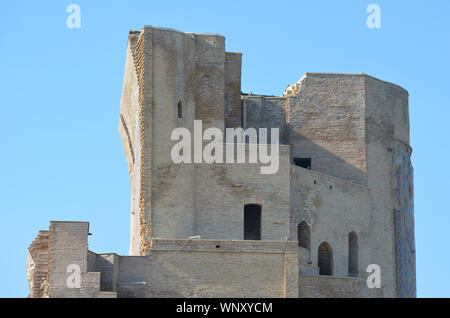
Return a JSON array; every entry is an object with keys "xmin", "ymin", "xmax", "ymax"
[{"xmin": 294, "ymin": 157, "xmax": 311, "ymax": 170}]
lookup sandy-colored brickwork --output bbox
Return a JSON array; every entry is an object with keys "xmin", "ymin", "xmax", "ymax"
[
  {"xmin": 121, "ymin": 240, "xmax": 298, "ymax": 298},
  {"xmin": 287, "ymin": 73, "xmax": 367, "ymax": 186},
  {"xmin": 290, "ymin": 165, "xmax": 372, "ymax": 277},
  {"xmin": 28, "ymin": 222, "xmax": 298, "ymax": 298},
  {"xmin": 27, "ymin": 222, "xmax": 117, "ymax": 298},
  {"xmin": 26, "ymin": 230, "xmax": 49, "ymax": 298},
  {"xmin": 298, "ymin": 275, "xmax": 383, "ymax": 298},
  {"xmin": 194, "ymin": 145, "xmax": 290, "ymax": 240}
]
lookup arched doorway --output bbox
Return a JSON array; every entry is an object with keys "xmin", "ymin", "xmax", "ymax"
[{"xmin": 318, "ymin": 242, "xmax": 333, "ymax": 275}]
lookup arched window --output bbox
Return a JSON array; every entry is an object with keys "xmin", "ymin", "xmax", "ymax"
[
  {"xmin": 297, "ymin": 221, "xmax": 310, "ymax": 249},
  {"xmin": 348, "ymin": 231, "xmax": 358, "ymax": 276},
  {"xmin": 244, "ymin": 204, "xmax": 261, "ymax": 240},
  {"xmin": 318, "ymin": 242, "xmax": 333, "ymax": 276}
]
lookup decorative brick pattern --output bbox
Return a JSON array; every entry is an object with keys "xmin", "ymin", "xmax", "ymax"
[{"xmin": 393, "ymin": 147, "xmax": 416, "ymax": 297}]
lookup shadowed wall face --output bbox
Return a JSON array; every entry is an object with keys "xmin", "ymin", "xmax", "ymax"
[
  {"xmin": 287, "ymin": 74, "xmax": 367, "ymax": 186},
  {"xmin": 242, "ymin": 96, "xmax": 288, "ymax": 144}
]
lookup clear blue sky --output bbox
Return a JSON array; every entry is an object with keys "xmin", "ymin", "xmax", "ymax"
[{"xmin": 0, "ymin": 0, "xmax": 448, "ymax": 298}]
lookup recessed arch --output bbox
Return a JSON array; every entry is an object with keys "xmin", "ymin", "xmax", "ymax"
[
  {"xmin": 318, "ymin": 242, "xmax": 333, "ymax": 276},
  {"xmin": 297, "ymin": 221, "xmax": 310, "ymax": 249}
]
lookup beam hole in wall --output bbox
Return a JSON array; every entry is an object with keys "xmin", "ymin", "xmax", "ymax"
[
  {"xmin": 244, "ymin": 204, "xmax": 261, "ymax": 240},
  {"xmin": 177, "ymin": 101, "xmax": 182, "ymax": 118},
  {"xmin": 348, "ymin": 232, "xmax": 358, "ymax": 276}
]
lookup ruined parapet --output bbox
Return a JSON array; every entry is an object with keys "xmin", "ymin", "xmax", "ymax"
[
  {"xmin": 285, "ymin": 73, "xmax": 367, "ymax": 186},
  {"xmin": 282, "ymin": 74, "xmax": 306, "ymax": 97},
  {"xmin": 27, "ymin": 230, "xmax": 50, "ymax": 298},
  {"xmin": 27, "ymin": 222, "xmax": 118, "ymax": 298}
]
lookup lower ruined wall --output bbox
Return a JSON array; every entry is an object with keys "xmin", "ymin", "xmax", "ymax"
[
  {"xmin": 118, "ymin": 239, "xmax": 298, "ymax": 298},
  {"xmin": 298, "ymin": 275, "xmax": 383, "ymax": 298},
  {"xmin": 31, "ymin": 222, "xmax": 118, "ymax": 298},
  {"xmin": 27, "ymin": 230, "xmax": 50, "ymax": 298},
  {"xmin": 30, "ymin": 221, "xmax": 385, "ymax": 298}
]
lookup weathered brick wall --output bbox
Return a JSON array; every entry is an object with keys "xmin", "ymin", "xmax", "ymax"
[
  {"xmin": 149, "ymin": 27, "xmax": 197, "ymax": 242},
  {"xmin": 113, "ymin": 239, "xmax": 298, "ymax": 298},
  {"xmin": 134, "ymin": 27, "xmax": 153, "ymax": 254},
  {"xmin": 87, "ymin": 251, "xmax": 96, "ymax": 272},
  {"xmin": 119, "ymin": 31, "xmax": 145, "ymax": 255},
  {"xmin": 46, "ymin": 222, "xmax": 117, "ymax": 298},
  {"xmin": 121, "ymin": 27, "xmax": 293, "ymax": 246},
  {"xmin": 124, "ymin": 28, "xmax": 244, "ymax": 246},
  {"xmin": 117, "ymin": 282, "xmax": 151, "ymax": 298},
  {"xmin": 287, "ymin": 73, "xmax": 367, "ymax": 186},
  {"xmin": 242, "ymin": 96, "xmax": 288, "ymax": 144},
  {"xmin": 115, "ymin": 27, "xmax": 414, "ymax": 298},
  {"xmin": 364, "ymin": 76, "xmax": 412, "ymax": 297},
  {"xmin": 290, "ymin": 165, "xmax": 373, "ymax": 278},
  {"xmin": 286, "ymin": 74, "xmax": 413, "ymax": 297},
  {"xmin": 95, "ymin": 253, "xmax": 119, "ymax": 292},
  {"xmin": 195, "ymin": 145, "xmax": 290, "ymax": 240},
  {"xmin": 117, "ymin": 256, "xmax": 147, "ymax": 283},
  {"xmin": 225, "ymin": 52, "xmax": 242, "ymax": 130},
  {"xmin": 27, "ymin": 27, "xmax": 415, "ymax": 298},
  {"xmin": 124, "ymin": 240, "xmax": 298, "ymax": 298},
  {"xmin": 119, "ymin": 32, "xmax": 140, "ymax": 175},
  {"xmin": 48, "ymin": 221, "xmax": 89, "ymax": 297},
  {"xmin": 299, "ymin": 275, "xmax": 383, "ymax": 298},
  {"xmin": 194, "ymin": 34, "xmax": 226, "ymax": 131}
]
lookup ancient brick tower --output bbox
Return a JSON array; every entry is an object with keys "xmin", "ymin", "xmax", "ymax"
[{"xmin": 27, "ymin": 26, "xmax": 415, "ymax": 298}]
